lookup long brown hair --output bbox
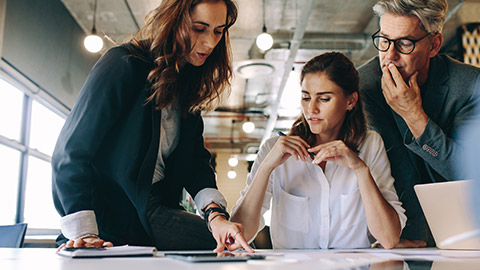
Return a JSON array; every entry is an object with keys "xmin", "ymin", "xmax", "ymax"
[
  {"xmin": 130, "ymin": 0, "xmax": 238, "ymax": 114},
  {"xmin": 289, "ymin": 52, "xmax": 366, "ymax": 152}
]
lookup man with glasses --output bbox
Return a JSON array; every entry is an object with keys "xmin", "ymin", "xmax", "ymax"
[{"xmin": 358, "ymin": 0, "xmax": 480, "ymax": 248}]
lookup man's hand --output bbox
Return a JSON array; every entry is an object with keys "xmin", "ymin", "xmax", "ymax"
[
  {"xmin": 381, "ymin": 64, "xmax": 428, "ymax": 138},
  {"xmin": 394, "ymin": 238, "xmax": 427, "ymax": 248}
]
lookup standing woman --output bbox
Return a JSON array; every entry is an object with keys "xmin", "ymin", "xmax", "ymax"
[
  {"xmin": 52, "ymin": 0, "xmax": 252, "ymax": 252},
  {"xmin": 231, "ymin": 52, "xmax": 406, "ymax": 249}
]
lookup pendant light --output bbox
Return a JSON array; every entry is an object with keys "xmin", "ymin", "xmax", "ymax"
[
  {"xmin": 256, "ymin": 0, "xmax": 273, "ymax": 51},
  {"xmin": 242, "ymin": 120, "xmax": 255, "ymax": 134},
  {"xmin": 228, "ymin": 120, "xmax": 238, "ymax": 178},
  {"xmin": 84, "ymin": 0, "xmax": 103, "ymax": 53}
]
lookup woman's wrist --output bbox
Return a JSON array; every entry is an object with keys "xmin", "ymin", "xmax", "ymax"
[
  {"xmin": 208, "ymin": 214, "xmax": 228, "ymax": 231},
  {"xmin": 258, "ymin": 160, "xmax": 276, "ymax": 175},
  {"xmin": 353, "ymin": 163, "xmax": 369, "ymax": 176},
  {"xmin": 79, "ymin": 233, "xmax": 98, "ymax": 240},
  {"xmin": 204, "ymin": 206, "xmax": 230, "ymax": 232}
]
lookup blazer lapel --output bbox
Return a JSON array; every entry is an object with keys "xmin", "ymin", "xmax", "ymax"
[
  {"xmin": 136, "ymin": 104, "xmax": 161, "ymax": 209},
  {"xmin": 422, "ymin": 55, "xmax": 450, "ymax": 124}
]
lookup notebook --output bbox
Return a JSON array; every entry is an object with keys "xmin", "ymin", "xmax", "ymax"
[
  {"xmin": 414, "ymin": 180, "xmax": 480, "ymax": 249},
  {"xmin": 57, "ymin": 245, "xmax": 157, "ymax": 258}
]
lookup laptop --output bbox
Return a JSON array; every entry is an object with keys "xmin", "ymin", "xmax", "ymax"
[{"xmin": 414, "ymin": 180, "xmax": 480, "ymax": 249}]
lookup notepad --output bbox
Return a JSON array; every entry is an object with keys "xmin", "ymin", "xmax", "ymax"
[{"xmin": 57, "ymin": 245, "xmax": 157, "ymax": 258}]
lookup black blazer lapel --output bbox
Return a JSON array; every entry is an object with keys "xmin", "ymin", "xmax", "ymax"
[
  {"xmin": 422, "ymin": 55, "xmax": 450, "ymax": 124},
  {"xmin": 135, "ymin": 104, "xmax": 161, "ymax": 231}
]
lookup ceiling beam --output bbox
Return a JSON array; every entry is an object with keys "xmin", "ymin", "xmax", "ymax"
[
  {"xmin": 124, "ymin": 0, "xmax": 140, "ymax": 32},
  {"xmin": 261, "ymin": 0, "xmax": 315, "ymax": 145}
]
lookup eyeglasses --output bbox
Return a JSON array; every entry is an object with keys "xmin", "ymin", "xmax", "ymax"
[{"xmin": 371, "ymin": 30, "xmax": 431, "ymax": 54}]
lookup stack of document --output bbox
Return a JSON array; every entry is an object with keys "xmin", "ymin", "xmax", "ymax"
[{"xmin": 57, "ymin": 245, "xmax": 157, "ymax": 258}]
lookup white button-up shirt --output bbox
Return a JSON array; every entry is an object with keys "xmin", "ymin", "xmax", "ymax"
[{"xmin": 233, "ymin": 130, "xmax": 406, "ymax": 249}]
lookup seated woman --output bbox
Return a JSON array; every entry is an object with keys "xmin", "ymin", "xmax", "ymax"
[{"xmin": 231, "ymin": 52, "xmax": 406, "ymax": 249}]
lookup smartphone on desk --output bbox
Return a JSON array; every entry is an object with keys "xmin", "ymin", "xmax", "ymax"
[{"xmin": 164, "ymin": 252, "xmax": 266, "ymax": 263}]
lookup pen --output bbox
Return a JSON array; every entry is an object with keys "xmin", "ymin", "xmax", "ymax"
[{"xmin": 277, "ymin": 131, "xmax": 315, "ymax": 158}]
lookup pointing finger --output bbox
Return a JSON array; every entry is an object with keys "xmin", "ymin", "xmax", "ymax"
[
  {"xmin": 229, "ymin": 233, "xmax": 254, "ymax": 253},
  {"xmin": 213, "ymin": 241, "xmax": 225, "ymax": 253}
]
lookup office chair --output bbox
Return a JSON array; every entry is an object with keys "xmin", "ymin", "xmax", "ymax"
[{"xmin": 0, "ymin": 223, "xmax": 28, "ymax": 248}]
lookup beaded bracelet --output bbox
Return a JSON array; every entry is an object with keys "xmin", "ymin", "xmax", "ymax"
[
  {"xmin": 207, "ymin": 212, "xmax": 228, "ymax": 232},
  {"xmin": 204, "ymin": 207, "xmax": 230, "ymax": 232}
]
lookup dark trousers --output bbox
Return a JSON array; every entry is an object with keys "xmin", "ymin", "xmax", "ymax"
[{"xmin": 146, "ymin": 193, "xmax": 216, "ymax": 250}]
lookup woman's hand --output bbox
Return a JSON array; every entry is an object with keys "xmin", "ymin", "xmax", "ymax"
[
  {"xmin": 56, "ymin": 236, "xmax": 113, "ymax": 252},
  {"xmin": 263, "ymin": 135, "xmax": 311, "ymax": 170},
  {"xmin": 310, "ymin": 140, "xmax": 366, "ymax": 171},
  {"xmin": 209, "ymin": 216, "xmax": 254, "ymax": 253}
]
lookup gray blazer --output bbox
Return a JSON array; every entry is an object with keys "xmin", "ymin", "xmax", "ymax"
[{"xmin": 358, "ymin": 54, "xmax": 480, "ymax": 243}]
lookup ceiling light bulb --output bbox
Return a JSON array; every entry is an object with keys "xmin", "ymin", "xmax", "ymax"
[
  {"xmin": 228, "ymin": 157, "xmax": 239, "ymax": 167},
  {"xmin": 227, "ymin": 170, "xmax": 237, "ymax": 179},
  {"xmin": 84, "ymin": 34, "xmax": 103, "ymax": 53},
  {"xmin": 256, "ymin": 32, "xmax": 273, "ymax": 51},
  {"xmin": 242, "ymin": 121, "xmax": 255, "ymax": 133}
]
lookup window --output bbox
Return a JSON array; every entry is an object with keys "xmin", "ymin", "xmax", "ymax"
[
  {"xmin": 0, "ymin": 78, "xmax": 23, "ymax": 141},
  {"xmin": 0, "ymin": 74, "xmax": 66, "ymax": 232},
  {"xmin": 30, "ymin": 100, "xmax": 65, "ymax": 156},
  {"xmin": 24, "ymin": 156, "xmax": 60, "ymax": 229},
  {"xmin": 0, "ymin": 144, "xmax": 20, "ymax": 224}
]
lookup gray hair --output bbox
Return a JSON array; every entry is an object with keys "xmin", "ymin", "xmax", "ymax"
[{"xmin": 373, "ymin": 0, "xmax": 448, "ymax": 33}]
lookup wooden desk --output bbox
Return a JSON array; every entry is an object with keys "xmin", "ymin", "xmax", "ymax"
[{"xmin": 1, "ymin": 247, "xmax": 480, "ymax": 269}]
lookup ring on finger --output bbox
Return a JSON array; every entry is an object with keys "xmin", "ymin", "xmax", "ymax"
[{"xmin": 232, "ymin": 231, "xmax": 240, "ymax": 238}]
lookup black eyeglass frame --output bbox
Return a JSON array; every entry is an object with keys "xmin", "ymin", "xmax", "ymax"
[{"xmin": 371, "ymin": 29, "xmax": 432, "ymax": 55}]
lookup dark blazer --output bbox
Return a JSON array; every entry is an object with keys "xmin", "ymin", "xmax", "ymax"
[
  {"xmin": 52, "ymin": 45, "xmax": 217, "ymax": 246},
  {"xmin": 358, "ymin": 54, "xmax": 480, "ymax": 243}
]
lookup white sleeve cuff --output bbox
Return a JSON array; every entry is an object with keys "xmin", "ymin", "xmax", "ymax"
[
  {"xmin": 194, "ymin": 188, "xmax": 227, "ymax": 218},
  {"xmin": 60, "ymin": 210, "xmax": 99, "ymax": 240}
]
